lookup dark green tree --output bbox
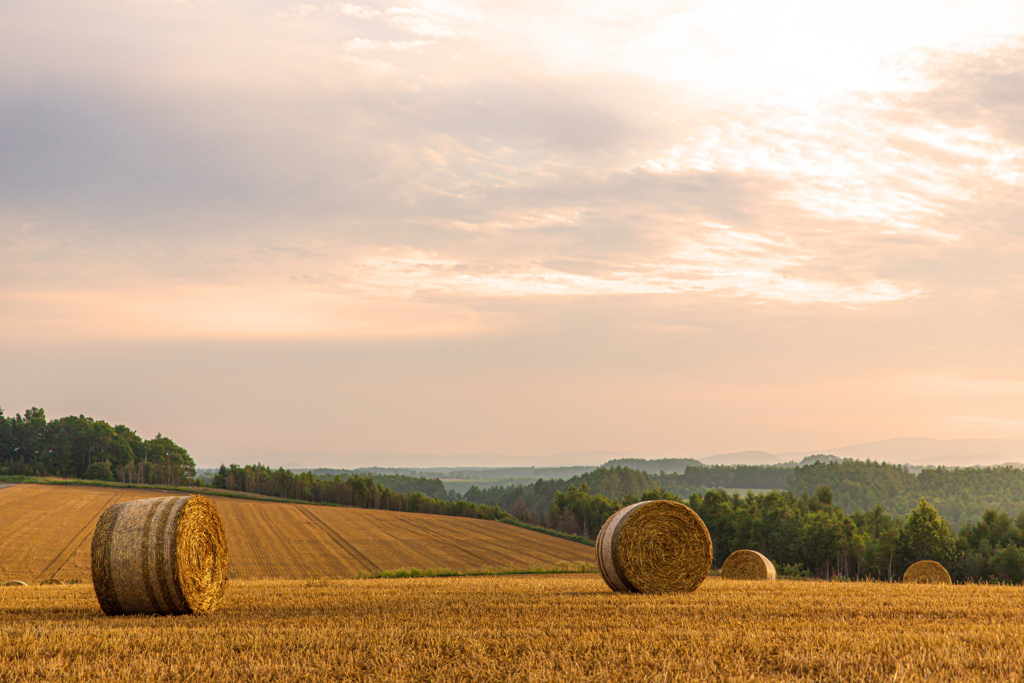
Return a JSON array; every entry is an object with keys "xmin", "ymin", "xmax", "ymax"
[{"xmin": 897, "ymin": 498, "xmax": 955, "ymax": 570}]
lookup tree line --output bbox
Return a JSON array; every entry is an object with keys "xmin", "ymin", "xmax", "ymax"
[
  {"xmin": 209, "ymin": 463, "xmax": 504, "ymax": 520},
  {"xmin": 0, "ymin": 407, "xmax": 196, "ymax": 486},
  {"xmin": 462, "ymin": 465, "xmax": 790, "ymax": 525}
]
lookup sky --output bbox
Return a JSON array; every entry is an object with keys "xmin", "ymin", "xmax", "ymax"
[{"xmin": 2, "ymin": 0, "xmax": 1024, "ymax": 468}]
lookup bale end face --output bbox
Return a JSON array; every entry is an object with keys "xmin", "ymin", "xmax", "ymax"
[
  {"xmin": 903, "ymin": 560, "xmax": 951, "ymax": 584},
  {"xmin": 596, "ymin": 500, "xmax": 712, "ymax": 594},
  {"xmin": 721, "ymin": 549, "xmax": 777, "ymax": 581}
]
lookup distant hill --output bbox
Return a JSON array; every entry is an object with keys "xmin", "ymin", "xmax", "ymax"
[
  {"xmin": 236, "ymin": 451, "xmax": 630, "ymax": 470},
  {"xmin": 823, "ymin": 438, "xmax": 1024, "ymax": 467},
  {"xmin": 338, "ymin": 466, "xmax": 598, "ymax": 480},
  {"xmin": 0, "ymin": 483, "xmax": 594, "ymax": 582},
  {"xmin": 699, "ymin": 451, "xmax": 784, "ymax": 466},
  {"xmin": 294, "ymin": 465, "xmax": 600, "ymax": 496},
  {"xmin": 601, "ymin": 457, "xmax": 702, "ymax": 474}
]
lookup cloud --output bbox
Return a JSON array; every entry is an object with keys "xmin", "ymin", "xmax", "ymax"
[
  {"xmin": 915, "ymin": 39, "xmax": 1024, "ymax": 143},
  {"xmin": 0, "ymin": 0, "xmax": 1021, "ymax": 343}
]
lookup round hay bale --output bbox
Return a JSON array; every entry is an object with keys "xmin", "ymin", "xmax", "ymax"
[
  {"xmin": 91, "ymin": 495, "xmax": 229, "ymax": 616},
  {"xmin": 721, "ymin": 549, "xmax": 777, "ymax": 580},
  {"xmin": 903, "ymin": 560, "xmax": 951, "ymax": 584},
  {"xmin": 596, "ymin": 500, "xmax": 712, "ymax": 594},
  {"xmin": 40, "ymin": 578, "xmax": 64, "ymax": 585},
  {"xmin": 3, "ymin": 580, "xmax": 28, "ymax": 587}
]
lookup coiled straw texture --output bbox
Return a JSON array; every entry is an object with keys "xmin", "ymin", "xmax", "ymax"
[
  {"xmin": 596, "ymin": 500, "xmax": 712, "ymax": 594},
  {"xmin": 903, "ymin": 560, "xmax": 951, "ymax": 584},
  {"xmin": 91, "ymin": 495, "xmax": 229, "ymax": 615},
  {"xmin": 721, "ymin": 549, "xmax": 777, "ymax": 580}
]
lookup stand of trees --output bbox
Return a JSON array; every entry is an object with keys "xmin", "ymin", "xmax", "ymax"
[
  {"xmin": 0, "ymin": 407, "xmax": 196, "ymax": 486},
  {"xmin": 303, "ymin": 469, "xmax": 449, "ymax": 499}
]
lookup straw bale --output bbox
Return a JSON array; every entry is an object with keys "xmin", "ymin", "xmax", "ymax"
[
  {"xmin": 596, "ymin": 500, "xmax": 712, "ymax": 594},
  {"xmin": 721, "ymin": 549, "xmax": 777, "ymax": 580},
  {"xmin": 903, "ymin": 560, "xmax": 951, "ymax": 584},
  {"xmin": 3, "ymin": 581, "xmax": 28, "ymax": 587},
  {"xmin": 40, "ymin": 578, "xmax": 64, "ymax": 585},
  {"xmin": 91, "ymin": 495, "xmax": 229, "ymax": 616}
]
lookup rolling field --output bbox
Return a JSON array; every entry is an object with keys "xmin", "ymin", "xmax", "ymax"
[
  {"xmin": 0, "ymin": 484, "xmax": 594, "ymax": 582},
  {"xmin": 3, "ymin": 575, "xmax": 1024, "ymax": 681}
]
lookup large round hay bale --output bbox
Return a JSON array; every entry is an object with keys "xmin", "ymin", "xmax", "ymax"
[
  {"xmin": 903, "ymin": 560, "xmax": 951, "ymax": 584},
  {"xmin": 721, "ymin": 549, "xmax": 777, "ymax": 580},
  {"xmin": 40, "ymin": 578, "xmax": 64, "ymax": 585},
  {"xmin": 3, "ymin": 580, "xmax": 28, "ymax": 587},
  {"xmin": 91, "ymin": 495, "xmax": 229, "ymax": 616},
  {"xmin": 596, "ymin": 500, "xmax": 712, "ymax": 594}
]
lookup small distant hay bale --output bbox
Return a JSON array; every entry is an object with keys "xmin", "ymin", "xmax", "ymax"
[
  {"xmin": 91, "ymin": 495, "xmax": 229, "ymax": 616},
  {"xmin": 721, "ymin": 549, "xmax": 777, "ymax": 581},
  {"xmin": 40, "ymin": 578, "xmax": 65, "ymax": 585},
  {"xmin": 3, "ymin": 580, "xmax": 28, "ymax": 587},
  {"xmin": 903, "ymin": 560, "xmax": 951, "ymax": 584},
  {"xmin": 596, "ymin": 500, "xmax": 712, "ymax": 594}
]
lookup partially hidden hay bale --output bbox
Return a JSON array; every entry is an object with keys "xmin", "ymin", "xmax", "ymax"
[
  {"xmin": 40, "ymin": 578, "xmax": 65, "ymax": 585},
  {"xmin": 721, "ymin": 549, "xmax": 777, "ymax": 581},
  {"xmin": 3, "ymin": 580, "xmax": 28, "ymax": 587},
  {"xmin": 596, "ymin": 500, "xmax": 712, "ymax": 594},
  {"xmin": 91, "ymin": 495, "xmax": 229, "ymax": 616},
  {"xmin": 903, "ymin": 560, "xmax": 951, "ymax": 584}
]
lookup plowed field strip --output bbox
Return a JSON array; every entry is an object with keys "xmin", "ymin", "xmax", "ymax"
[
  {"xmin": 305, "ymin": 507, "xmax": 440, "ymax": 569},
  {"xmin": 215, "ymin": 500, "xmax": 324, "ymax": 578},
  {"xmin": 389, "ymin": 515, "xmax": 500, "ymax": 566},
  {"xmin": 297, "ymin": 506, "xmax": 381, "ymax": 574},
  {"xmin": 37, "ymin": 492, "xmax": 119, "ymax": 578}
]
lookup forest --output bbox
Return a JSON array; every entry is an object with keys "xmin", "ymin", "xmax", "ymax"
[
  {"xmin": 465, "ymin": 459, "xmax": 1024, "ymax": 528},
  {"xmin": 0, "ymin": 407, "xmax": 196, "ymax": 486}
]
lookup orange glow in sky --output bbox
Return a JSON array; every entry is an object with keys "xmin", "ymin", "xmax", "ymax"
[{"xmin": 2, "ymin": 0, "xmax": 1024, "ymax": 466}]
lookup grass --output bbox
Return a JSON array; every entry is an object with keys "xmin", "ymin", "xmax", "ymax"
[
  {"xmin": 499, "ymin": 517, "xmax": 595, "ymax": 545},
  {"xmin": 3, "ymin": 575, "xmax": 1024, "ymax": 681},
  {"xmin": 355, "ymin": 561, "xmax": 595, "ymax": 579}
]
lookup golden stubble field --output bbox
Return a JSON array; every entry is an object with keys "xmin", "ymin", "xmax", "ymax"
[
  {"xmin": 3, "ymin": 574, "xmax": 1024, "ymax": 682},
  {"xmin": 0, "ymin": 484, "xmax": 593, "ymax": 582}
]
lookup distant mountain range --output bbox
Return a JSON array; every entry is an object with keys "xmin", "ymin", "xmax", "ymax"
[
  {"xmin": 207, "ymin": 438, "xmax": 1024, "ymax": 472},
  {"xmin": 698, "ymin": 438, "xmax": 1024, "ymax": 468}
]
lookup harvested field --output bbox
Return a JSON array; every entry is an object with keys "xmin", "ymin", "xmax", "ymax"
[
  {"xmin": 0, "ymin": 484, "xmax": 593, "ymax": 582},
  {"xmin": 3, "ymin": 575, "xmax": 1024, "ymax": 681}
]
